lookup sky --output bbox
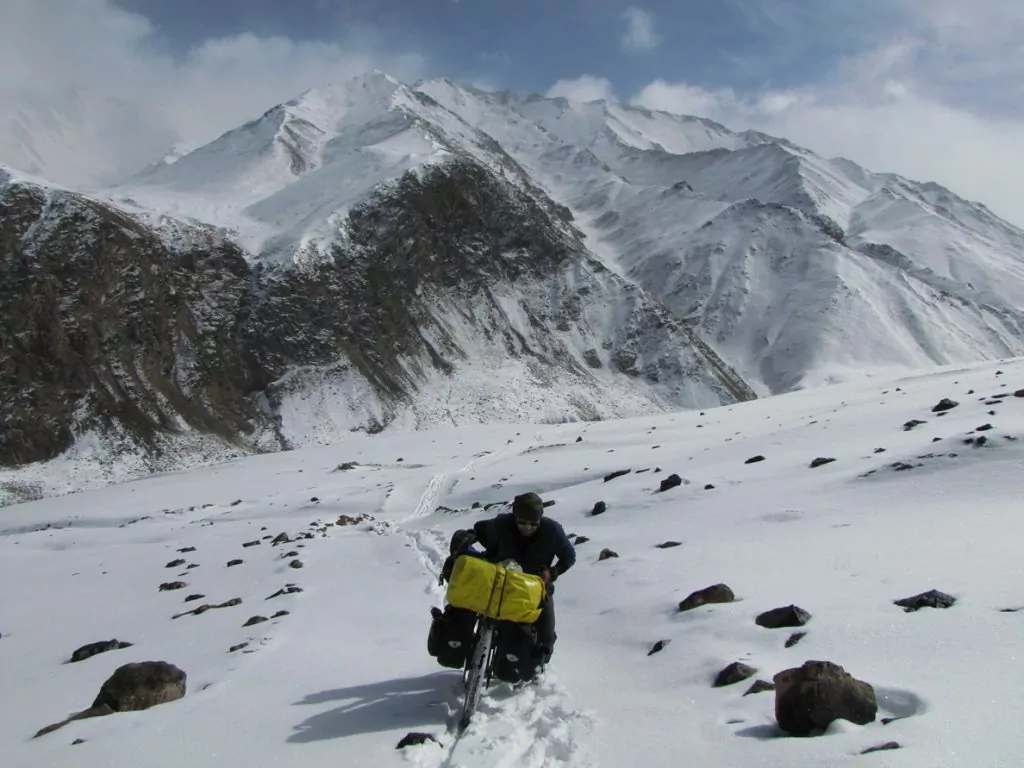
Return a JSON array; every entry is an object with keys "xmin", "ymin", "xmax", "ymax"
[{"xmin": 2, "ymin": 0, "xmax": 1024, "ymax": 225}]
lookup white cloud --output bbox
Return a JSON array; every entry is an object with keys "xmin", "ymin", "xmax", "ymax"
[
  {"xmin": 620, "ymin": 7, "xmax": 660, "ymax": 53},
  {"xmin": 0, "ymin": 0, "xmax": 426, "ymax": 187},
  {"xmin": 546, "ymin": 76, "xmax": 616, "ymax": 103}
]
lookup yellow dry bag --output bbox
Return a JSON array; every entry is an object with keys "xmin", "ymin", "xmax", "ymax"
[{"xmin": 445, "ymin": 555, "xmax": 546, "ymax": 624}]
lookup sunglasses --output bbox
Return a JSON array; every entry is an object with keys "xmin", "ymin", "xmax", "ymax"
[{"xmin": 515, "ymin": 518, "xmax": 539, "ymax": 528}]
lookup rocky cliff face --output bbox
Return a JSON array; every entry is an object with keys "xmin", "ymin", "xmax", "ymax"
[{"xmin": 0, "ymin": 157, "xmax": 752, "ymax": 484}]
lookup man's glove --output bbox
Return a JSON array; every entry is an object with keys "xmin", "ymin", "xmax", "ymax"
[
  {"xmin": 541, "ymin": 567, "xmax": 554, "ymax": 585},
  {"xmin": 449, "ymin": 530, "xmax": 477, "ymax": 555}
]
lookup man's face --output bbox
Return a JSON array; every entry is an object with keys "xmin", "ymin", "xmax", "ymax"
[{"xmin": 515, "ymin": 518, "xmax": 540, "ymax": 538}]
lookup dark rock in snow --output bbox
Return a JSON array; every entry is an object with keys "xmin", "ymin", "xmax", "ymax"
[
  {"xmin": 773, "ymin": 661, "xmax": 877, "ymax": 736},
  {"xmin": 862, "ymin": 742, "xmax": 902, "ymax": 754},
  {"xmin": 756, "ymin": 605, "xmax": 812, "ymax": 629},
  {"xmin": 598, "ymin": 548, "xmax": 619, "ymax": 561},
  {"xmin": 271, "ymin": 532, "xmax": 290, "ymax": 545},
  {"xmin": 184, "ymin": 594, "xmax": 204, "ymax": 602},
  {"xmin": 229, "ymin": 643, "xmax": 249, "ymax": 653},
  {"xmin": 903, "ymin": 420, "xmax": 926, "ymax": 431},
  {"xmin": 714, "ymin": 662, "xmax": 757, "ymax": 687},
  {"xmin": 658, "ymin": 474, "xmax": 683, "ymax": 492},
  {"xmin": 573, "ymin": 535, "xmax": 590, "ymax": 545},
  {"xmin": 242, "ymin": 540, "xmax": 261, "ymax": 547},
  {"xmin": 1015, "ymin": 389, "xmax": 1024, "ymax": 397},
  {"xmin": 267, "ymin": 586, "xmax": 303, "ymax": 599},
  {"xmin": 604, "ymin": 469, "xmax": 631, "ymax": 482},
  {"xmin": 655, "ymin": 541, "xmax": 682, "ymax": 549},
  {"xmin": 289, "ymin": 559, "xmax": 304, "ymax": 569},
  {"xmin": 648, "ymin": 639, "xmax": 670, "ymax": 656},
  {"xmin": 931, "ymin": 398, "xmax": 959, "ymax": 412},
  {"xmin": 70, "ymin": 640, "xmax": 133, "ymax": 663},
  {"xmin": 810, "ymin": 457, "xmax": 836, "ymax": 468},
  {"xmin": 873, "ymin": 447, "xmax": 886, "ymax": 453},
  {"xmin": 894, "ymin": 589, "xmax": 956, "ymax": 612},
  {"xmin": 397, "ymin": 732, "xmax": 438, "ymax": 749},
  {"xmin": 744, "ymin": 679, "xmax": 776, "ymax": 696},
  {"xmin": 785, "ymin": 632, "xmax": 807, "ymax": 648},
  {"xmin": 542, "ymin": 499, "xmax": 556, "ymax": 507},
  {"xmin": 976, "ymin": 423, "xmax": 994, "ymax": 431},
  {"xmin": 679, "ymin": 583, "xmax": 736, "ymax": 612},
  {"xmin": 243, "ymin": 616, "xmax": 268, "ymax": 627},
  {"xmin": 177, "ymin": 546, "xmax": 196, "ymax": 553},
  {"xmin": 576, "ymin": 436, "xmax": 583, "ymax": 442},
  {"xmin": 745, "ymin": 455, "xmax": 766, "ymax": 464},
  {"xmin": 159, "ymin": 581, "xmax": 187, "ymax": 592},
  {"xmin": 590, "ymin": 501, "xmax": 607, "ymax": 516},
  {"xmin": 704, "ymin": 483, "xmax": 715, "ymax": 490},
  {"xmin": 272, "ymin": 610, "xmax": 290, "ymax": 618},
  {"xmin": 226, "ymin": 559, "xmax": 243, "ymax": 567},
  {"xmin": 165, "ymin": 559, "xmax": 185, "ymax": 568}
]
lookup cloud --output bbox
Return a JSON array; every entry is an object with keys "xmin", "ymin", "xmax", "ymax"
[
  {"xmin": 620, "ymin": 7, "xmax": 660, "ymax": 53},
  {"xmin": 0, "ymin": 0, "xmax": 426, "ymax": 187},
  {"xmin": 546, "ymin": 76, "xmax": 616, "ymax": 103}
]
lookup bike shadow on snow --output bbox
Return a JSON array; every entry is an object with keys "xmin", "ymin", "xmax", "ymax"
[{"xmin": 288, "ymin": 671, "xmax": 459, "ymax": 743}]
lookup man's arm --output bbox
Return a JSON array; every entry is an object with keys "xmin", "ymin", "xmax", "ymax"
[{"xmin": 551, "ymin": 522, "xmax": 576, "ymax": 578}]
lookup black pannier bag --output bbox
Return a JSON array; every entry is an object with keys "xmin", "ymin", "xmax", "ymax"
[
  {"xmin": 427, "ymin": 605, "xmax": 476, "ymax": 669},
  {"xmin": 490, "ymin": 622, "xmax": 541, "ymax": 684}
]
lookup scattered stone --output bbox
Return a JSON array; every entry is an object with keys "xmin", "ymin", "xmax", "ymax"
[
  {"xmin": 1015, "ymin": 389, "xmax": 1024, "ymax": 398},
  {"xmin": 70, "ymin": 640, "xmax": 133, "ymax": 663},
  {"xmin": 165, "ymin": 559, "xmax": 185, "ymax": 568},
  {"xmin": 267, "ymin": 586, "xmax": 304, "ymax": 599},
  {"xmin": 598, "ymin": 549, "xmax": 619, "ymax": 561},
  {"xmin": 714, "ymin": 662, "xmax": 757, "ymax": 687},
  {"xmin": 873, "ymin": 447, "xmax": 886, "ymax": 453},
  {"xmin": 336, "ymin": 462, "xmax": 359, "ymax": 471},
  {"xmin": 543, "ymin": 499, "xmax": 556, "ymax": 507},
  {"xmin": 226, "ymin": 559, "xmax": 243, "ymax": 567},
  {"xmin": 679, "ymin": 584, "xmax": 735, "ymax": 612},
  {"xmin": 229, "ymin": 643, "xmax": 249, "ymax": 653},
  {"xmin": 745, "ymin": 455, "xmax": 766, "ymax": 464},
  {"xmin": 243, "ymin": 616, "xmax": 268, "ymax": 627},
  {"xmin": 573, "ymin": 536, "xmax": 590, "ymax": 545},
  {"xmin": 894, "ymin": 589, "xmax": 956, "ymax": 612},
  {"xmin": 177, "ymin": 546, "xmax": 196, "ymax": 553},
  {"xmin": 72, "ymin": 738, "xmax": 85, "ymax": 745},
  {"xmin": 310, "ymin": 497, "xmax": 320, "ymax": 503},
  {"xmin": 658, "ymin": 474, "xmax": 683, "ymax": 492},
  {"xmin": 931, "ymin": 398, "xmax": 959, "ymax": 413},
  {"xmin": 810, "ymin": 457, "xmax": 836, "ymax": 468},
  {"xmin": 903, "ymin": 420, "xmax": 926, "ymax": 431},
  {"xmin": 271, "ymin": 532, "xmax": 290, "ymax": 545},
  {"xmin": 231, "ymin": 500, "xmax": 243, "ymax": 506},
  {"xmin": 396, "ymin": 732, "xmax": 438, "ymax": 749},
  {"xmin": 590, "ymin": 501, "xmax": 607, "ymax": 516},
  {"xmin": 704, "ymin": 483, "xmax": 715, "ymax": 490},
  {"xmin": 862, "ymin": 741, "xmax": 902, "ymax": 755},
  {"xmin": 976, "ymin": 423, "xmax": 994, "ymax": 431},
  {"xmin": 289, "ymin": 559, "xmax": 304, "ymax": 569},
  {"xmin": 272, "ymin": 610, "xmax": 290, "ymax": 619},
  {"xmin": 785, "ymin": 632, "xmax": 807, "ymax": 648},
  {"xmin": 184, "ymin": 594, "xmax": 204, "ymax": 602},
  {"xmin": 220, "ymin": 598, "xmax": 242, "ymax": 607},
  {"xmin": 891, "ymin": 462, "xmax": 917, "ymax": 471},
  {"xmin": 931, "ymin": 437, "xmax": 942, "ymax": 442},
  {"xmin": 655, "ymin": 541, "xmax": 682, "ymax": 549},
  {"xmin": 159, "ymin": 581, "xmax": 187, "ymax": 592},
  {"xmin": 187, "ymin": 563, "xmax": 200, "ymax": 569},
  {"xmin": 281, "ymin": 550, "xmax": 300, "ymax": 558},
  {"xmin": 337, "ymin": 514, "xmax": 371, "ymax": 526},
  {"xmin": 604, "ymin": 469, "xmax": 631, "ymax": 482},
  {"xmin": 744, "ymin": 679, "xmax": 776, "ymax": 696},
  {"xmin": 648, "ymin": 639, "xmax": 670, "ymax": 656},
  {"xmin": 756, "ymin": 605, "xmax": 812, "ymax": 629},
  {"xmin": 242, "ymin": 540, "xmax": 261, "ymax": 548},
  {"xmin": 773, "ymin": 661, "xmax": 877, "ymax": 736}
]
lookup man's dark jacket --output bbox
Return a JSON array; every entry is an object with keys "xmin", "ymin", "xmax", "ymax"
[{"xmin": 471, "ymin": 513, "xmax": 576, "ymax": 587}]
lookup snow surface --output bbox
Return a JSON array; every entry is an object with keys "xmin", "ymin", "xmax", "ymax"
[{"xmin": 5, "ymin": 358, "xmax": 1024, "ymax": 767}]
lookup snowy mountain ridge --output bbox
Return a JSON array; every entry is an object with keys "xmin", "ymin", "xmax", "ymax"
[{"xmin": 3, "ymin": 72, "xmax": 1024, "ymax": 496}]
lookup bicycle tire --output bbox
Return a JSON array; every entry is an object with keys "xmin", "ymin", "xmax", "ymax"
[{"xmin": 458, "ymin": 620, "xmax": 494, "ymax": 731}]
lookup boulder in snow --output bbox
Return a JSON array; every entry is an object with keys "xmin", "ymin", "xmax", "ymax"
[
  {"xmin": 658, "ymin": 473, "xmax": 683, "ymax": 492},
  {"xmin": 773, "ymin": 660, "xmax": 876, "ymax": 736},
  {"xmin": 678, "ymin": 583, "xmax": 735, "ymax": 612},
  {"xmin": 70, "ymin": 640, "xmax": 133, "ymax": 663},
  {"xmin": 756, "ymin": 605, "xmax": 812, "ymax": 628},
  {"xmin": 714, "ymin": 662, "xmax": 757, "ymax": 687},
  {"xmin": 894, "ymin": 589, "xmax": 956, "ymax": 612},
  {"xmin": 931, "ymin": 398, "xmax": 959, "ymax": 413}
]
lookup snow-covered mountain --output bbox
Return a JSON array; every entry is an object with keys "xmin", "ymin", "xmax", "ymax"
[{"xmin": 3, "ymin": 71, "xmax": 1024, "ymax": 492}]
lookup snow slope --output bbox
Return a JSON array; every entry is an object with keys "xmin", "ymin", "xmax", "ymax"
[{"xmin": 4, "ymin": 357, "xmax": 1024, "ymax": 767}]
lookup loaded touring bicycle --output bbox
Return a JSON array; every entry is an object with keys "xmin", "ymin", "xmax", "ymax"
[{"xmin": 428, "ymin": 544, "xmax": 548, "ymax": 730}]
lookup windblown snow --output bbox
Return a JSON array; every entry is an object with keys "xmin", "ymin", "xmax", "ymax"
[{"xmin": 4, "ymin": 359, "xmax": 1024, "ymax": 767}]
